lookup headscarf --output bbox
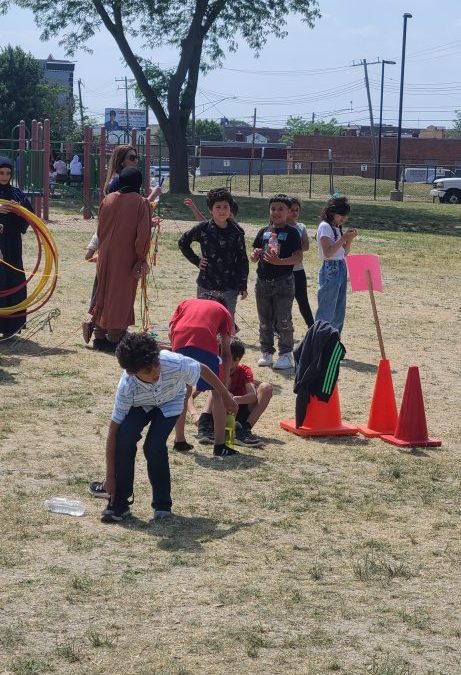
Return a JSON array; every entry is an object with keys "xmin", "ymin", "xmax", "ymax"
[
  {"xmin": 0, "ymin": 155, "xmax": 13, "ymax": 183},
  {"xmin": 70, "ymin": 155, "xmax": 81, "ymax": 169},
  {"xmin": 118, "ymin": 167, "xmax": 142, "ymax": 194}
]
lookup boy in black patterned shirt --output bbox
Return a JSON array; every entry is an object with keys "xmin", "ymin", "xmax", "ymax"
[{"xmin": 178, "ymin": 188, "xmax": 249, "ymax": 322}]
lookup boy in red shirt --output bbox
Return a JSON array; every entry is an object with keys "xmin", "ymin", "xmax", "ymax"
[
  {"xmin": 197, "ymin": 338, "xmax": 273, "ymax": 447},
  {"xmin": 169, "ymin": 294, "xmax": 237, "ymax": 457}
]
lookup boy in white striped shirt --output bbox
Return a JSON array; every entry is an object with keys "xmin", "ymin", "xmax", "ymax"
[{"xmin": 90, "ymin": 332, "xmax": 237, "ymax": 523}]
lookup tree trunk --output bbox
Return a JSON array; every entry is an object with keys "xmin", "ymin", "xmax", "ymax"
[{"xmin": 165, "ymin": 126, "xmax": 191, "ymax": 194}]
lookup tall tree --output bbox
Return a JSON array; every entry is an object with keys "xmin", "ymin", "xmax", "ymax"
[
  {"xmin": 281, "ymin": 115, "xmax": 341, "ymax": 144},
  {"xmin": 0, "ymin": 44, "xmax": 72, "ymax": 139},
  {"xmin": 447, "ymin": 110, "xmax": 461, "ymax": 138},
  {"xmin": 6, "ymin": 0, "xmax": 321, "ymax": 193}
]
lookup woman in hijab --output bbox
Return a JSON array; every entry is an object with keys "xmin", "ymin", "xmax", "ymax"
[
  {"xmin": 0, "ymin": 156, "xmax": 34, "ymax": 338},
  {"xmin": 69, "ymin": 154, "xmax": 83, "ymax": 180},
  {"xmin": 91, "ymin": 167, "xmax": 151, "ymax": 351}
]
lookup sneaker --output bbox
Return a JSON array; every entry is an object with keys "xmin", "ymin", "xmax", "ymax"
[
  {"xmin": 235, "ymin": 424, "xmax": 264, "ymax": 447},
  {"xmin": 101, "ymin": 506, "xmax": 131, "ymax": 523},
  {"xmin": 197, "ymin": 413, "xmax": 214, "ymax": 444},
  {"xmin": 89, "ymin": 480, "xmax": 110, "ymax": 499},
  {"xmin": 257, "ymin": 352, "xmax": 273, "ymax": 367},
  {"xmin": 273, "ymin": 353, "xmax": 294, "ymax": 370},
  {"xmin": 152, "ymin": 509, "xmax": 172, "ymax": 522},
  {"xmin": 173, "ymin": 440, "xmax": 194, "ymax": 452},
  {"xmin": 82, "ymin": 318, "xmax": 94, "ymax": 344},
  {"xmin": 213, "ymin": 444, "xmax": 239, "ymax": 457}
]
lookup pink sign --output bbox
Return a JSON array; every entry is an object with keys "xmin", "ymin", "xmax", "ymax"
[{"xmin": 346, "ymin": 254, "xmax": 383, "ymax": 292}]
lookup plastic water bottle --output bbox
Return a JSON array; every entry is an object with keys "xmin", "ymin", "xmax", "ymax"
[
  {"xmin": 45, "ymin": 497, "xmax": 85, "ymax": 516},
  {"xmin": 268, "ymin": 232, "xmax": 279, "ymax": 255},
  {"xmin": 225, "ymin": 412, "xmax": 235, "ymax": 449}
]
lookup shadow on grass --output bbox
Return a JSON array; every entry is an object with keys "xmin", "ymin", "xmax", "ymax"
[
  {"xmin": 194, "ymin": 450, "xmax": 266, "ymax": 471},
  {"xmin": 342, "ymin": 358, "xmax": 378, "ymax": 373},
  {"xmin": 0, "ymin": 367, "xmax": 17, "ymax": 385},
  {"xmin": 0, "ymin": 338, "xmax": 75, "ymax": 358},
  {"xmin": 119, "ymin": 512, "xmax": 256, "ymax": 552}
]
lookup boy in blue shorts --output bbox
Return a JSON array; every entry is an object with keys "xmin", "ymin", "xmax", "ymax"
[
  {"xmin": 89, "ymin": 332, "xmax": 237, "ymax": 522},
  {"xmin": 169, "ymin": 293, "xmax": 238, "ymax": 457}
]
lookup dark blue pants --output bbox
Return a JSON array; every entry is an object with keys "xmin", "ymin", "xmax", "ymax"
[{"xmin": 114, "ymin": 407, "xmax": 179, "ymax": 512}]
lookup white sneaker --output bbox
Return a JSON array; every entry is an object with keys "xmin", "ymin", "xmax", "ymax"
[
  {"xmin": 257, "ymin": 352, "xmax": 273, "ymax": 367},
  {"xmin": 273, "ymin": 353, "xmax": 294, "ymax": 370}
]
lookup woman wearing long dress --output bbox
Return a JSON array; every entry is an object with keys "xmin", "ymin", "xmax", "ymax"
[
  {"xmin": 91, "ymin": 167, "xmax": 151, "ymax": 352},
  {"xmin": 0, "ymin": 155, "xmax": 34, "ymax": 338}
]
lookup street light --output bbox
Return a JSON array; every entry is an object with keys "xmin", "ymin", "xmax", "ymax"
[
  {"xmin": 394, "ymin": 13, "xmax": 412, "ymax": 194},
  {"xmin": 377, "ymin": 59, "xmax": 396, "ymax": 179}
]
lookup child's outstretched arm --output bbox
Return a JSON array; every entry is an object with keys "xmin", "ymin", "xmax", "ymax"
[
  {"xmin": 199, "ymin": 364, "xmax": 238, "ymax": 416},
  {"xmin": 184, "ymin": 197, "xmax": 206, "ymax": 222}
]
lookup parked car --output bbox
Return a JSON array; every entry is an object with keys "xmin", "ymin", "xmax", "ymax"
[
  {"xmin": 150, "ymin": 165, "xmax": 170, "ymax": 178},
  {"xmin": 430, "ymin": 177, "xmax": 461, "ymax": 204},
  {"xmin": 401, "ymin": 167, "xmax": 454, "ymax": 184}
]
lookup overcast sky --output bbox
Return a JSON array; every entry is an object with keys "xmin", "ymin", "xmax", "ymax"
[{"xmin": 1, "ymin": 0, "xmax": 461, "ymax": 130}]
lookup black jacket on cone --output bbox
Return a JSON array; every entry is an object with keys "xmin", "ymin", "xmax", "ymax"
[{"xmin": 293, "ymin": 320, "xmax": 346, "ymax": 427}]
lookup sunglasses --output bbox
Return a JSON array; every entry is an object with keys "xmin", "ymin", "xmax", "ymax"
[{"xmin": 126, "ymin": 154, "xmax": 138, "ymax": 161}]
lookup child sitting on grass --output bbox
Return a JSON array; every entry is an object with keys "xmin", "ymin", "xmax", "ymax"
[
  {"xmin": 89, "ymin": 332, "xmax": 237, "ymax": 523},
  {"xmin": 196, "ymin": 338, "xmax": 273, "ymax": 448}
]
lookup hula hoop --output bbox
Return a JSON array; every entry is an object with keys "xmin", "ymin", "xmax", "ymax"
[{"xmin": 0, "ymin": 199, "xmax": 59, "ymax": 317}]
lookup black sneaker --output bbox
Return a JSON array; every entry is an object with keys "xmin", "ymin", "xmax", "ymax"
[
  {"xmin": 235, "ymin": 424, "xmax": 264, "ymax": 447},
  {"xmin": 89, "ymin": 480, "xmax": 110, "ymax": 499},
  {"xmin": 101, "ymin": 506, "xmax": 131, "ymax": 523},
  {"xmin": 213, "ymin": 444, "xmax": 239, "ymax": 457},
  {"xmin": 173, "ymin": 440, "xmax": 194, "ymax": 452}
]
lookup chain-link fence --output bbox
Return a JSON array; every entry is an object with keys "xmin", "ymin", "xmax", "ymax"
[{"xmin": 192, "ymin": 157, "xmax": 454, "ymax": 202}]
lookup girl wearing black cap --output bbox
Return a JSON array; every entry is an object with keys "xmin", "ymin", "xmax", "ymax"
[
  {"xmin": 315, "ymin": 196, "xmax": 357, "ymax": 335},
  {"xmin": 0, "ymin": 156, "xmax": 34, "ymax": 338}
]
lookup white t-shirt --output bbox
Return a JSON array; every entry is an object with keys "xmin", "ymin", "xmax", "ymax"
[
  {"xmin": 316, "ymin": 221, "xmax": 344, "ymax": 261},
  {"xmin": 53, "ymin": 160, "xmax": 67, "ymax": 176},
  {"xmin": 291, "ymin": 222, "xmax": 307, "ymax": 272}
]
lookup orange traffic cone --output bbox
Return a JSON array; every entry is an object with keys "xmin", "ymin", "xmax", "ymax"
[
  {"xmin": 280, "ymin": 384, "xmax": 358, "ymax": 437},
  {"xmin": 357, "ymin": 358, "xmax": 398, "ymax": 437},
  {"xmin": 381, "ymin": 366, "xmax": 441, "ymax": 448}
]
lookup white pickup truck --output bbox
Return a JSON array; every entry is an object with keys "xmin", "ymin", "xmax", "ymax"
[{"xmin": 430, "ymin": 177, "xmax": 461, "ymax": 204}]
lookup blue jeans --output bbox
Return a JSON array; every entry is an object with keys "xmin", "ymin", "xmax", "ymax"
[
  {"xmin": 315, "ymin": 259, "xmax": 347, "ymax": 335},
  {"xmin": 114, "ymin": 407, "xmax": 179, "ymax": 512}
]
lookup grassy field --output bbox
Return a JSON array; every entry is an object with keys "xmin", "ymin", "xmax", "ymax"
[{"xmin": 0, "ymin": 199, "xmax": 460, "ymax": 675}]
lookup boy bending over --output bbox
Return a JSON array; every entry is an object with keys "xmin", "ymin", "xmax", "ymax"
[{"xmin": 89, "ymin": 332, "xmax": 237, "ymax": 522}]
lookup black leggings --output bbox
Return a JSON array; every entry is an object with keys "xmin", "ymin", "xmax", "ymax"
[{"xmin": 293, "ymin": 268, "xmax": 314, "ymax": 328}]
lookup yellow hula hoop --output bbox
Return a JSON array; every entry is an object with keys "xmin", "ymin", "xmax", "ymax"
[{"xmin": 0, "ymin": 199, "xmax": 59, "ymax": 316}]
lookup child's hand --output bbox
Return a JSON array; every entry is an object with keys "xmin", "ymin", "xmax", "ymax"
[
  {"xmin": 251, "ymin": 248, "xmax": 262, "ymax": 262},
  {"xmin": 239, "ymin": 290, "xmax": 248, "ymax": 300},
  {"xmin": 0, "ymin": 202, "xmax": 15, "ymax": 214},
  {"xmin": 184, "ymin": 198, "xmax": 193, "ymax": 209},
  {"xmin": 345, "ymin": 228, "xmax": 357, "ymax": 240},
  {"xmin": 223, "ymin": 391, "xmax": 238, "ymax": 416},
  {"xmin": 199, "ymin": 257, "xmax": 208, "ymax": 269},
  {"xmin": 263, "ymin": 248, "xmax": 281, "ymax": 264},
  {"xmin": 84, "ymin": 248, "xmax": 97, "ymax": 261}
]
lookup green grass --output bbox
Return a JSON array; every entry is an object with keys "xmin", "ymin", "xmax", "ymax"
[{"xmin": 157, "ymin": 191, "xmax": 461, "ymax": 236}]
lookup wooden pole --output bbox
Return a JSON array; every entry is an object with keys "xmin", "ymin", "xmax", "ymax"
[{"xmin": 366, "ymin": 268, "xmax": 386, "ymax": 359}]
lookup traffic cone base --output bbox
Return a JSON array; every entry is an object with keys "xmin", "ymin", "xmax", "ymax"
[
  {"xmin": 381, "ymin": 365, "xmax": 442, "ymax": 448},
  {"xmin": 280, "ymin": 418, "xmax": 358, "ymax": 437},
  {"xmin": 280, "ymin": 385, "xmax": 358, "ymax": 438},
  {"xmin": 357, "ymin": 358, "xmax": 398, "ymax": 438},
  {"xmin": 381, "ymin": 433, "xmax": 441, "ymax": 448}
]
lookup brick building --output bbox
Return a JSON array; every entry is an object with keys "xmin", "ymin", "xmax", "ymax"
[{"xmin": 289, "ymin": 135, "xmax": 461, "ymax": 179}]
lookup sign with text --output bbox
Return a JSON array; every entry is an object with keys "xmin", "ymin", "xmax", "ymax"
[
  {"xmin": 346, "ymin": 254, "xmax": 383, "ymax": 292},
  {"xmin": 104, "ymin": 107, "xmax": 146, "ymax": 131}
]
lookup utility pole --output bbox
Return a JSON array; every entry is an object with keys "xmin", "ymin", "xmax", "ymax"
[
  {"xmin": 115, "ymin": 76, "xmax": 134, "ymax": 133},
  {"xmin": 248, "ymin": 107, "xmax": 257, "ymax": 196},
  {"xmin": 312, "ymin": 112, "xmax": 315, "ymax": 123},
  {"xmin": 352, "ymin": 58, "xmax": 381, "ymax": 166},
  {"xmin": 77, "ymin": 78, "xmax": 85, "ymax": 129}
]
